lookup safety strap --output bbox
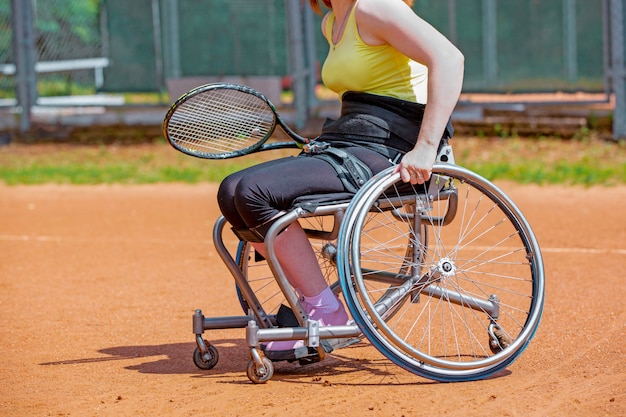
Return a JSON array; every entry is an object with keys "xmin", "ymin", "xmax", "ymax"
[{"xmin": 303, "ymin": 141, "xmax": 373, "ymax": 194}]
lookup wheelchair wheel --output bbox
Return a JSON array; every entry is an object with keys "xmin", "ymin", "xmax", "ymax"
[{"xmin": 337, "ymin": 165, "xmax": 544, "ymax": 382}]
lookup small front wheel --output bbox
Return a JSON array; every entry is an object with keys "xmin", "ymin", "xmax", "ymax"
[
  {"xmin": 193, "ymin": 343, "xmax": 219, "ymax": 370},
  {"xmin": 489, "ymin": 325, "xmax": 512, "ymax": 354},
  {"xmin": 246, "ymin": 357, "xmax": 274, "ymax": 384}
]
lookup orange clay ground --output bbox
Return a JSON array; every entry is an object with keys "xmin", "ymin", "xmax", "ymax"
[{"xmin": 1, "ymin": 181, "xmax": 625, "ymax": 416}]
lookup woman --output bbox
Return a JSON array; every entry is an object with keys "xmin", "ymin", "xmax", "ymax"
[{"xmin": 217, "ymin": 0, "xmax": 464, "ymax": 362}]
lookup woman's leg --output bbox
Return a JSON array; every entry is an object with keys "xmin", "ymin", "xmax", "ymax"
[
  {"xmin": 251, "ymin": 222, "xmax": 327, "ymax": 296},
  {"xmin": 219, "ymin": 149, "xmax": 392, "ymax": 358},
  {"xmin": 217, "ymin": 158, "xmax": 291, "ymax": 230},
  {"xmin": 251, "ymin": 222, "xmax": 349, "ymax": 359},
  {"xmin": 227, "ymin": 157, "xmax": 348, "ymax": 357}
]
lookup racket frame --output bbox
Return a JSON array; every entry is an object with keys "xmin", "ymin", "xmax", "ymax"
[{"xmin": 163, "ymin": 83, "xmax": 309, "ymax": 159}]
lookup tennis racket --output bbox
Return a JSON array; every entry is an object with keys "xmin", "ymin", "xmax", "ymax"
[{"xmin": 163, "ymin": 83, "xmax": 310, "ymax": 159}]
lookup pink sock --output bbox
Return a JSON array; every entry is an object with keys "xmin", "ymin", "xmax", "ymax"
[
  {"xmin": 304, "ymin": 286, "xmax": 339, "ymax": 311},
  {"xmin": 264, "ymin": 287, "xmax": 348, "ymax": 353},
  {"xmin": 303, "ymin": 287, "xmax": 349, "ymax": 326}
]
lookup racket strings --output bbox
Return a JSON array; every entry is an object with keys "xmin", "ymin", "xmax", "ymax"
[{"xmin": 167, "ymin": 89, "xmax": 276, "ymax": 155}]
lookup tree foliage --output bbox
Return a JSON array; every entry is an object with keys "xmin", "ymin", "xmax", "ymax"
[{"xmin": 0, "ymin": 0, "xmax": 102, "ymax": 62}]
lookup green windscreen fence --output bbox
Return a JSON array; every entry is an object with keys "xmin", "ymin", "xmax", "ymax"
[
  {"xmin": 102, "ymin": 0, "xmax": 159, "ymax": 91},
  {"xmin": 176, "ymin": 0, "xmax": 288, "ymax": 77},
  {"xmin": 0, "ymin": 0, "xmax": 613, "ymax": 95},
  {"xmin": 100, "ymin": 0, "xmax": 608, "ymax": 93},
  {"xmin": 102, "ymin": 0, "xmax": 290, "ymax": 91},
  {"xmin": 415, "ymin": 0, "xmax": 605, "ymax": 91}
]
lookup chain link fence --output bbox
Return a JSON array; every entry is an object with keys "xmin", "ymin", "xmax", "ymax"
[
  {"xmin": 0, "ymin": 1, "xmax": 15, "ymax": 102},
  {"xmin": 1, "ymin": 0, "xmax": 106, "ymax": 100}
]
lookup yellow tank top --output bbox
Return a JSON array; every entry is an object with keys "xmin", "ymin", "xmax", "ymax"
[{"xmin": 320, "ymin": 0, "xmax": 428, "ymax": 104}]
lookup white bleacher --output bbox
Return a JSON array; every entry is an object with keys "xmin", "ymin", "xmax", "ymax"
[{"xmin": 0, "ymin": 57, "xmax": 109, "ymax": 89}]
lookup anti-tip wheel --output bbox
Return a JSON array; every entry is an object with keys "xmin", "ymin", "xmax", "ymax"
[
  {"xmin": 246, "ymin": 357, "xmax": 274, "ymax": 384},
  {"xmin": 193, "ymin": 343, "xmax": 219, "ymax": 370}
]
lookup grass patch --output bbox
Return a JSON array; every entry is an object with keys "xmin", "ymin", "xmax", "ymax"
[
  {"xmin": 457, "ymin": 136, "xmax": 626, "ymax": 186},
  {"xmin": 0, "ymin": 136, "xmax": 624, "ymax": 186},
  {"xmin": 0, "ymin": 143, "xmax": 297, "ymax": 185}
]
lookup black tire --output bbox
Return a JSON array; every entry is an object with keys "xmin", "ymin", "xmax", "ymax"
[{"xmin": 193, "ymin": 343, "xmax": 219, "ymax": 370}]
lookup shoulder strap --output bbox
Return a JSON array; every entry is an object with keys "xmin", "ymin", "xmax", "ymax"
[{"xmin": 323, "ymin": 12, "xmax": 335, "ymax": 44}]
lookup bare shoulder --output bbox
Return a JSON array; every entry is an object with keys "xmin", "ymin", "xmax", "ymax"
[
  {"xmin": 357, "ymin": 0, "xmax": 417, "ymax": 26},
  {"xmin": 356, "ymin": 0, "xmax": 422, "ymax": 44}
]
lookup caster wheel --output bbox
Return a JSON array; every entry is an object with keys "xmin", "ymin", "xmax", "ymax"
[
  {"xmin": 193, "ymin": 343, "xmax": 219, "ymax": 370},
  {"xmin": 489, "ymin": 327, "xmax": 512, "ymax": 353},
  {"xmin": 246, "ymin": 357, "xmax": 274, "ymax": 384}
]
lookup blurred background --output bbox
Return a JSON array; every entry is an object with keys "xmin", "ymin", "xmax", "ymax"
[{"xmin": 0, "ymin": 0, "xmax": 624, "ymax": 141}]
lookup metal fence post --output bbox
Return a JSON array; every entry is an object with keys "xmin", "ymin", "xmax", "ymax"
[
  {"xmin": 563, "ymin": 0, "xmax": 578, "ymax": 83},
  {"xmin": 162, "ymin": 0, "xmax": 181, "ymax": 80},
  {"xmin": 610, "ymin": 0, "xmax": 626, "ymax": 140},
  {"xmin": 303, "ymin": 4, "xmax": 318, "ymax": 112},
  {"xmin": 151, "ymin": 0, "xmax": 166, "ymax": 102},
  {"xmin": 285, "ymin": 0, "xmax": 308, "ymax": 129},
  {"xmin": 447, "ymin": 0, "xmax": 458, "ymax": 45},
  {"xmin": 483, "ymin": 0, "xmax": 498, "ymax": 86},
  {"xmin": 11, "ymin": 0, "xmax": 37, "ymax": 132}
]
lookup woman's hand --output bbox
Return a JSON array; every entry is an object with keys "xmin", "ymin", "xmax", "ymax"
[{"xmin": 393, "ymin": 141, "xmax": 438, "ymax": 184}]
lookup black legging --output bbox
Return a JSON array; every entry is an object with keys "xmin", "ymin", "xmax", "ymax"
[{"xmin": 217, "ymin": 146, "xmax": 394, "ymax": 235}]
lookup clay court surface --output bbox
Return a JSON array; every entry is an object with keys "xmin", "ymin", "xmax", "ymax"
[{"xmin": 1, "ymin": 180, "xmax": 624, "ymax": 416}]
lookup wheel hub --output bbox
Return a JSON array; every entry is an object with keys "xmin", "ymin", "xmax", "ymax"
[
  {"xmin": 437, "ymin": 258, "xmax": 456, "ymax": 278},
  {"xmin": 321, "ymin": 242, "xmax": 338, "ymax": 263}
]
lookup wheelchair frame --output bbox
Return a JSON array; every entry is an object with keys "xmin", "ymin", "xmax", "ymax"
[{"xmin": 192, "ymin": 151, "xmax": 545, "ymax": 384}]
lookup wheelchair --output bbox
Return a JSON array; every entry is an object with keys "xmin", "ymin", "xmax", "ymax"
[{"xmin": 191, "ymin": 143, "xmax": 545, "ymax": 383}]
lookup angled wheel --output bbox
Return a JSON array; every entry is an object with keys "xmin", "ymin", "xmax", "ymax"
[{"xmin": 338, "ymin": 165, "xmax": 545, "ymax": 382}]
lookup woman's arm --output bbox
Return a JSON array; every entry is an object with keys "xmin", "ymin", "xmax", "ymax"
[{"xmin": 358, "ymin": 0, "xmax": 465, "ymax": 183}]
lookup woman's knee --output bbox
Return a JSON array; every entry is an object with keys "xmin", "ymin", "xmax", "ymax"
[
  {"xmin": 217, "ymin": 172, "xmax": 246, "ymax": 229},
  {"xmin": 233, "ymin": 175, "xmax": 280, "ymax": 229},
  {"xmin": 218, "ymin": 170, "xmax": 281, "ymax": 231}
]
